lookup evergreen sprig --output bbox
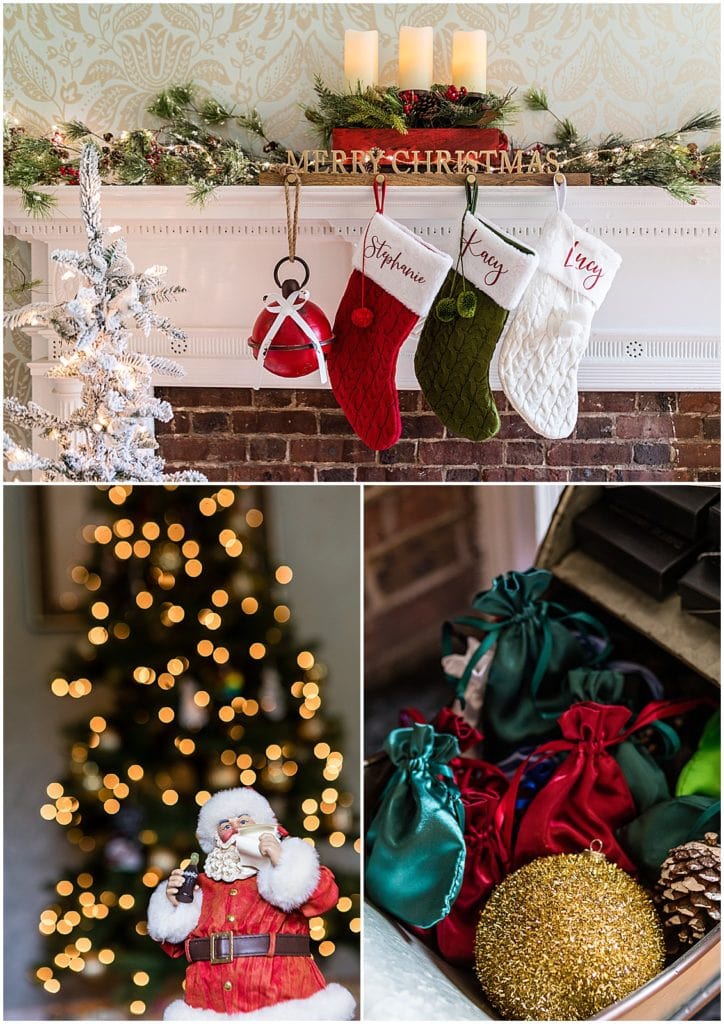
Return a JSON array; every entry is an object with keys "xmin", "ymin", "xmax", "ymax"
[
  {"xmin": 303, "ymin": 76, "xmax": 517, "ymax": 143},
  {"xmin": 524, "ymin": 88, "xmax": 720, "ymax": 202},
  {"xmin": 4, "ymin": 83, "xmax": 290, "ymax": 214}
]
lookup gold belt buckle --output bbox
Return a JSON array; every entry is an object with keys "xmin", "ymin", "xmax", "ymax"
[{"xmin": 209, "ymin": 931, "xmax": 234, "ymax": 965}]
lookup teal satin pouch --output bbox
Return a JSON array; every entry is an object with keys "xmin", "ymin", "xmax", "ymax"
[{"xmin": 366, "ymin": 723, "xmax": 466, "ymax": 928}]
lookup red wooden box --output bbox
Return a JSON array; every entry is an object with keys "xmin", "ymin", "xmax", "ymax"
[{"xmin": 331, "ymin": 127, "xmax": 509, "ymax": 167}]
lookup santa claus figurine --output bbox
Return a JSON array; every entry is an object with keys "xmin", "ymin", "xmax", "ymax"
[{"xmin": 147, "ymin": 787, "xmax": 356, "ymax": 1020}]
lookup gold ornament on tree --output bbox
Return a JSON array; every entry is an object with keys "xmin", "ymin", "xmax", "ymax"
[
  {"xmin": 474, "ymin": 842, "xmax": 665, "ymax": 1021},
  {"xmin": 654, "ymin": 832, "xmax": 721, "ymax": 955}
]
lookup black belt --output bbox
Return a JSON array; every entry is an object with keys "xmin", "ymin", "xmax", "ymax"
[{"xmin": 185, "ymin": 932, "xmax": 310, "ymax": 964}]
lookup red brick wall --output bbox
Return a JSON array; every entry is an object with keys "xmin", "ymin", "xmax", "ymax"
[
  {"xmin": 364, "ymin": 486, "xmax": 483, "ymax": 685},
  {"xmin": 156, "ymin": 388, "xmax": 720, "ymax": 482}
]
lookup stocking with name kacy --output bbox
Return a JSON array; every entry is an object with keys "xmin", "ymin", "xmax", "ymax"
[
  {"xmin": 328, "ymin": 178, "xmax": 452, "ymax": 450},
  {"xmin": 498, "ymin": 175, "xmax": 623, "ymax": 439}
]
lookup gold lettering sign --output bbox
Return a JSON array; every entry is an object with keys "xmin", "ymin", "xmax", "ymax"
[{"xmin": 286, "ymin": 149, "xmax": 561, "ymax": 175}]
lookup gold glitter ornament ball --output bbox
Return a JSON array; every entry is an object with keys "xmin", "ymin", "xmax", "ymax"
[{"xmin": 474, "ymin": 848, "xmax": 665, "ymax": 1021}]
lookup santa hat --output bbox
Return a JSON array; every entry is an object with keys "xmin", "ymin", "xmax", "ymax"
[{"xmin": 196, "ymin": 787, "xmax": 277, "ymax": 854}]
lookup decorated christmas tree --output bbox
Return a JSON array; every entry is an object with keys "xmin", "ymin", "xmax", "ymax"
[
  {"xmin": 3, "ymin": 144, "xmax": 204, "ymax": 482},
  {"xmin": 34, "ymin": 485, "xmax": 359, "ymax": 1017}
]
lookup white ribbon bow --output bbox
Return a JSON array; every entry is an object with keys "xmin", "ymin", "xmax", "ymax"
[{"xmin": 255, "ymin": 288, "xmax": 328, "ymax": 388}]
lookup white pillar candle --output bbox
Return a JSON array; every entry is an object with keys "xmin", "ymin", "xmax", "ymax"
[
  {"xmin": 452, "ymin": 30, "xmax": 487, "ymax": 93},
  {"xmin": 398, "ymin": 26, "xmax": 433, "ymax": 90},
  {"xmin": 344, "ymin": 29, "xmax": 379, "ymax": 90}
]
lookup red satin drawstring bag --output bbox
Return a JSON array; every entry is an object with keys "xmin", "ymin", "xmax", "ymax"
[
  {"xmin": 432, "ymin": 708, "xmax": 509, "ymax": 965},
  {"xmin": 497, "ymin": 697, "xmax": 711, "ymax": 876}
]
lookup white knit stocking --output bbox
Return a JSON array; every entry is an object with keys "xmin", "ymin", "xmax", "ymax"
[{"xmin": 498, "ymin": 200, "xmax": 622, "ymax": 439}]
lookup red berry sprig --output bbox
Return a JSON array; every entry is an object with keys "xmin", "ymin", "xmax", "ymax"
[
  {"xmin": 399, "ymin": 89, "xmax": 418, "ymax": 116},
  {"xmin": 58, "ymin": 164, "xmax": 80, "ymax": 185},
  {"xmin": 444, "ymin": 85, "xmax": 467, "ymax": 102}
]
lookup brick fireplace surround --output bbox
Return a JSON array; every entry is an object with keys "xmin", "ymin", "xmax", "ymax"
[{"xmin": 156, "ymin": 387, "xmax": 721, "ymax": 483}]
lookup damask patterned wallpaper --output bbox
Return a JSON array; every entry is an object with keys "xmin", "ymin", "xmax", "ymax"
[{"xmin": 4, "ymin": 3, "xmax": 721, "ymax": 147}]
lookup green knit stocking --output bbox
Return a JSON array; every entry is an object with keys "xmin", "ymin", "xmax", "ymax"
[{"xmin": 415, "ymin": 206, "xmax": 539, "ymax": 442}]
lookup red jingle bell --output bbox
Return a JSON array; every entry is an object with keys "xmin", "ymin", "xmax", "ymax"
[{"xmin": 248, "ymin": 258, "xmax": 334, "ymax": 379}]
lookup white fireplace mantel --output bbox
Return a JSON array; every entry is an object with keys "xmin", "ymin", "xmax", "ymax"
[{"xmin": 4, "ymin": 184, "xmax": 720, "ymax": 396}]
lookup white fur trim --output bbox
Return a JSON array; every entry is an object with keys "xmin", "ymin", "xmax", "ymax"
[
  {"xmin": 460, "ymin": 211, "xmax": 539, "ymax": 310},
  {"xmin": 353, "ymin": 213, "xmax": 452, "ymax": 316},
  {"xmin": 538, "ymin": 210, "xmax": 622, "ymax": 308},
  {"xmin": 256, "ymin": 837, "xmax": 320, "ymax": 912},
  {"xmin": 197, "ymin": 788, "xmax": 277, "ymax": 854},
  {"xmin": 163, "ymin": 983, "xmax": 356, "ymax": 1020},
  {"xmin": 147, "ymin": 879, "xmax": 202, "ymax": 943}
]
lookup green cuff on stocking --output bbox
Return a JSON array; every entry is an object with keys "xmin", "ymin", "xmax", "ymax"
[{"xmin": 415, "ymin": 213, "xmax": 539, "ymax": 441}]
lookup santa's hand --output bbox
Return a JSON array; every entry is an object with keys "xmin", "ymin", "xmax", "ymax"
[
  {"xmin": 259, "ymin": 831, "xmax": 282, "ymax": 866},
  {"xmin": 166, "ymin": 868, "xmax": 193, "ymax": 906}
]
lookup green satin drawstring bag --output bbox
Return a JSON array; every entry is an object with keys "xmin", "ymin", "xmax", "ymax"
[
  {"xmin": 618, "ymin": 795, "xmax": 721, "ymax": 883},
  {"xmin": 676, "ymin": 711, "xmax": 721, "ymax": 799},
  {"xmin": 443, "ymin": 569, "xmax": 610, "ymax": 758},
  {"xmin": 614, "ymin": 740, "xmax": 671, "ymax": 813},
  {"xmin": 366, "ymin": 723, "xmax": 466, "ymax": 928}
]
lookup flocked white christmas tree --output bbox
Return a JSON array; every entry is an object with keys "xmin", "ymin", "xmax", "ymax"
[{"xmin": 3, "ymin": 143, "xmax": 206, "ymax": 481}]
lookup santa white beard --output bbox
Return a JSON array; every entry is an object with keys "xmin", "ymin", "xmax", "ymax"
[{"xmin": 204, "ymin": 837, "xmax": 258, "ymax": 883}]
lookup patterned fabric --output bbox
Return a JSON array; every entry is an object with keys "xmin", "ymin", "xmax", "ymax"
[{"xmin": 159, "ymin": 870, "xmax": 337, "ymax": 1014}]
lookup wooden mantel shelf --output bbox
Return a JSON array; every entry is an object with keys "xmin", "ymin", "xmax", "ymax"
[{"xmin": 4, "ymin": 185, "xmax": 720, "ymax": 394}]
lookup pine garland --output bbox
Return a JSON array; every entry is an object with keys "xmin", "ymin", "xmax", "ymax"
[
  {"xmin": 4, "ymin": 80, "xmax": 720, "ymax": 212},
  {"xmin": 523, "ymin": 88, "xmax": 720, "ymax": 202},
  {"xmin": 4, "ymin": 82, "xmax": 289, "ymax": 214}
]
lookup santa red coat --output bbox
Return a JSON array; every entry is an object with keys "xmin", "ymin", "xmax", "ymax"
[{"xmin": 147, "ymin": 838, "xmax": 355, "ymax": 1020}]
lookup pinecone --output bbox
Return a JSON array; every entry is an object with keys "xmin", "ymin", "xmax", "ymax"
[
  {"xmin": 409, "ymin": 90, "xmax": 442, "ymax": 126},
  {"xmin": 654, "ymin": 832, "xmax": 721, "ymax": 955}
]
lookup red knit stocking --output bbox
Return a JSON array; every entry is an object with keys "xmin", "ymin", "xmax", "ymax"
[{"xmin": 328, "ymin": 190, "xmax": 452, "ymax": 451}]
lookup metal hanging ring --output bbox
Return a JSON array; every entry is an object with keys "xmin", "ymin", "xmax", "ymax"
[{"xmin": 273, "ymin": 256, "xmax": 310, "ymax": 290}]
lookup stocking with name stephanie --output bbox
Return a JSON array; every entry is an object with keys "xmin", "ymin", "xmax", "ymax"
[
  {"xmin": 497, "ymin": 178, "xmax": 623, "ymax": 439},
  {"xmin": 328, "ymin": 180, "xmax": 452, "ymax": 450},
  {"xmin": 416, "ymin": 182, "xmax": 539, "ymax": 441}
]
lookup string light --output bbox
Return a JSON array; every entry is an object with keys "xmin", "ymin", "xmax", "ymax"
[
  {"xmin": 275, "ymin": 565, "xmax": 293, "ymax": 584},
  {"xmin": 113, "ymin": 519, "xmax": 134, "ymax": 538},
  {"xmin": 217, "ymin": 488, "xmax": 236, "ymax": 507}
]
